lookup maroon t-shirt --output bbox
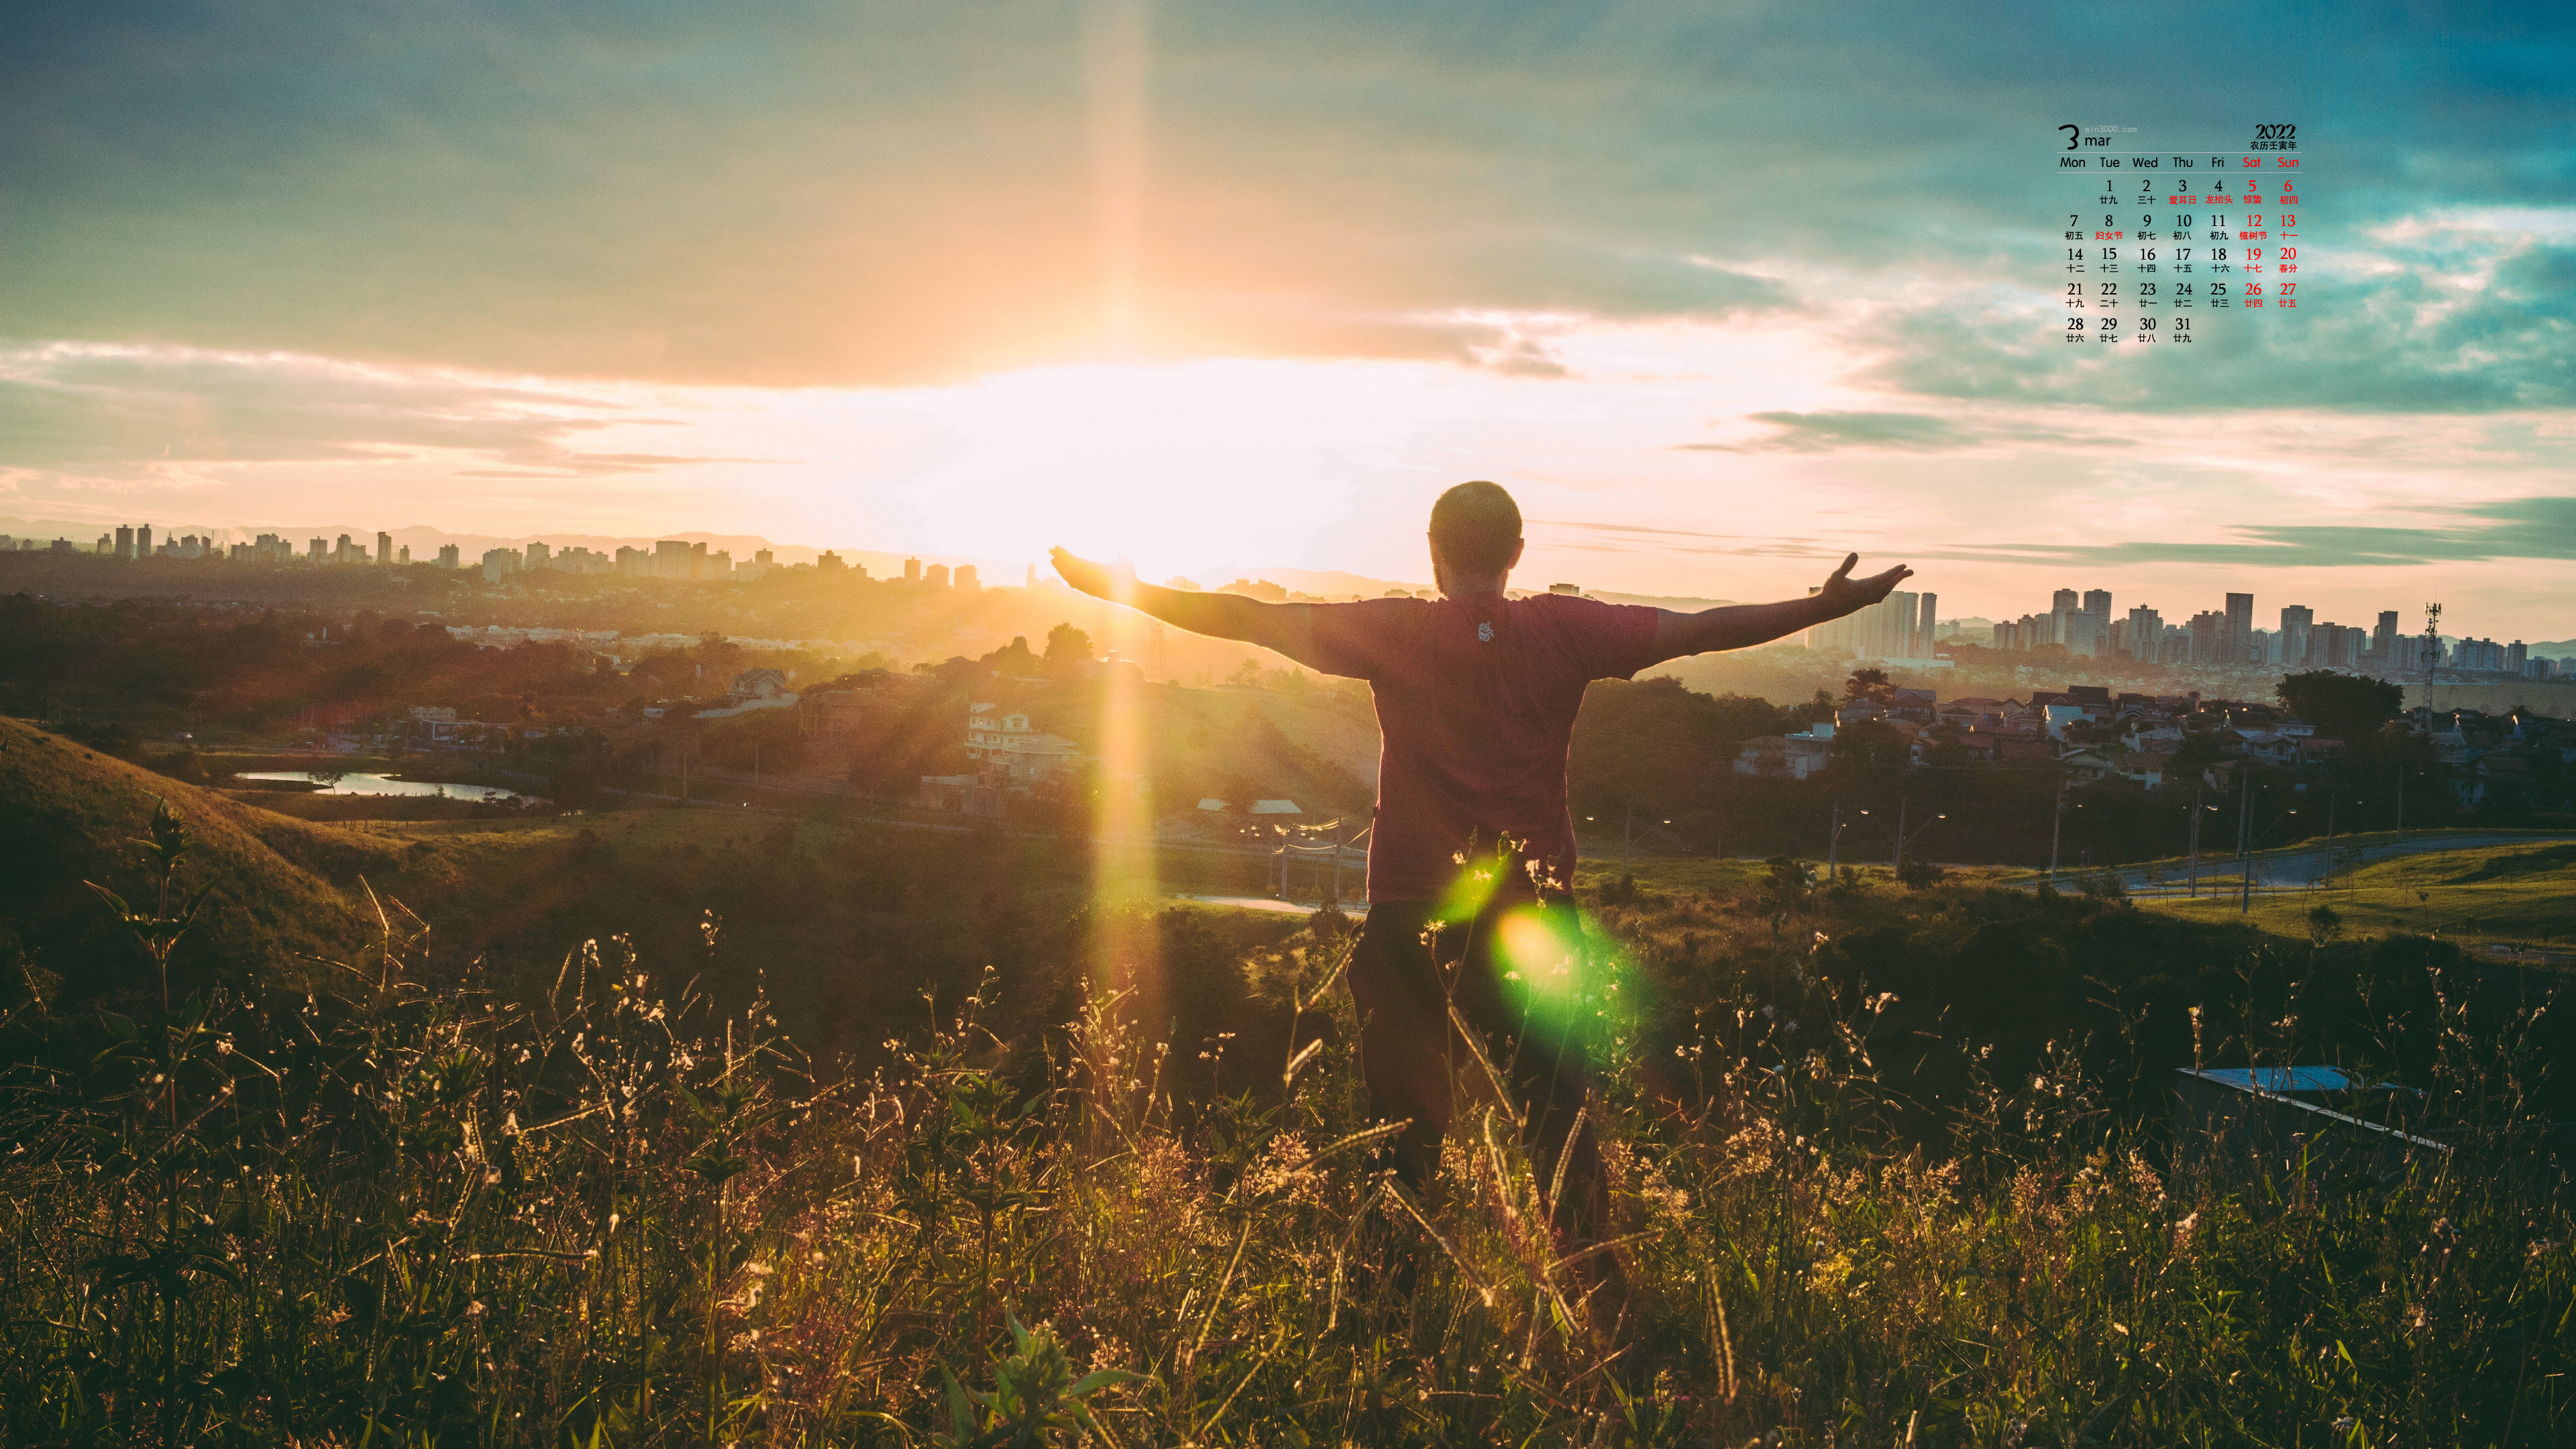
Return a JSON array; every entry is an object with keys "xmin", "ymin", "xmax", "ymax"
[{"xmin": 1299, "ymin": 592, "xmax": 1664, "ymax": 903}]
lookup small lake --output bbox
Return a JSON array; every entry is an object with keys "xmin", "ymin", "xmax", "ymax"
[{"xmin": 238, "ymin": 771, "xmax": 536, "ymax": 803}]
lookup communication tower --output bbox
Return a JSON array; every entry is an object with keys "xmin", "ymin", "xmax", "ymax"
[{"xmin": 2421, "ymin": 601, "xmax": 2442, "ymax": 677}]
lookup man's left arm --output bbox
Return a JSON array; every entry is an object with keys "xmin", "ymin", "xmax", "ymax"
[{"xmin": 1647, "ymin": 552, "xmax": 1913, "ymax": 663}]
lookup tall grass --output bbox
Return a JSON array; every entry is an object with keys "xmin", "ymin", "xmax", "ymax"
[{"xmin": 1, "ymin": 812, "xmax": 2569, "ymax": 1446}]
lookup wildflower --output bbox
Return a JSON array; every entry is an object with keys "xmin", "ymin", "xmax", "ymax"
[
  {"xmin": 468, "ymin": 1300, "xmax": 487, "ymax": 1318},
  {"xmin": 2171, "ymin": 1211, "xmax": 2199, "ymax": 1252}
]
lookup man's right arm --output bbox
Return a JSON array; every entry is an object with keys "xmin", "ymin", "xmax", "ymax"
[{"xmin": 1051, "ymin": 548, "xmax": 1319, "ymax": 664}]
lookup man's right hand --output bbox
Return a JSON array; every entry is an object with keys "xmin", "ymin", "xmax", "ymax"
[{"xmin": 1813, "ymin": 552, "xmax": 1913, "ymax": 619}]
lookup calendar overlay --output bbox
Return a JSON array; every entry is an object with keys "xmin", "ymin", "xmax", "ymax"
[{"xmin": 2057, "ymin": 123, "xmax": 2303, "ymax": 343}]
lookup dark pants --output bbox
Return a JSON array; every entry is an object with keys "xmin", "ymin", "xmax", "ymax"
[{"xmin": 1347, "ymin": 896, "xmax": 1605, "ymax": 1239}]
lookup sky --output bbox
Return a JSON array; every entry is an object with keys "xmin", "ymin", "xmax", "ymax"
[{"xmin": 3, "ymin": 1, "xmax": 2573, "ymax": 641}]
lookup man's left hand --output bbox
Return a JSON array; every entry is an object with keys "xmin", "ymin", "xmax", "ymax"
[
  {"xmin": 1814, "ymin": 552, "xmax": 1913, "ymax": 616},
  {"xmin": 1050, "ymin": 547, "xmax": 1136, "ymax": 603}
]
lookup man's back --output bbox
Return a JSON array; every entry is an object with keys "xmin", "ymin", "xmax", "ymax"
[{"xmin": 1301, "ymin": 591, "xmax": 1660, "ymax": 902}]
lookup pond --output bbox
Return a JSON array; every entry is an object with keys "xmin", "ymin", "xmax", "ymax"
[{"xmin": 237, "ymin": 771, "xmax": 539, "ymax": 803}]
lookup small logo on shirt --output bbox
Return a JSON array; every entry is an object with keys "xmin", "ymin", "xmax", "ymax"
[{"xmin": 1477, "ymin": 621, "xmax": 1494, "ymax": 642}]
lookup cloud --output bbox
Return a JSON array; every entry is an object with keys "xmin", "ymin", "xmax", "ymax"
[
  {"xmin": 1920, "ymin": 497, "xmax": 2576, "ymax": 570},
  {"xmin": 0, "ymin": 343, "xmax": 741, "ymax": 476},
  {"xmin": 2, "ymin": 2, "xmax": 2567, "ymax": 384}
]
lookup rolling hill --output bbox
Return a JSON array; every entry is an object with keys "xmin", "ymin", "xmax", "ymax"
[{"xmin": 0, "ymin": 718, "xmax": 401, "ymax": 1000}]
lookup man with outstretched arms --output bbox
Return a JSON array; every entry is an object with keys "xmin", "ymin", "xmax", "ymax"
[{"xmin": 1051, "ymin": 480, "xmax": 1911, "ymax": 1238}]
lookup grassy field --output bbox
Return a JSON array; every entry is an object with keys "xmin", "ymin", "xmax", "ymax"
[{"xmin": 2136, "ymin": 839, "xmax": 2576, "ymax": 951}]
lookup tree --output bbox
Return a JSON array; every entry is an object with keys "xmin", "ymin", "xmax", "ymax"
[
  {"xmin": 1843, "ymin": 667, "xmax": 1893, "ymax": 707},
  {"xmin": 2277, "ymin": 670, "xmax": 2402, "ymax": 744},
  {"xmin": 1043, "ymin": 624, "xmax": 1094, "ymax": 681}
]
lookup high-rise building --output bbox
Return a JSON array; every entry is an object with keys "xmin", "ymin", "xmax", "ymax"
[
  {"xmin": 309, "ymin": 537, "xmax": 327, "ymax": 562},
  {"xmin": 137, "ymin": 524, "xmax": 154, "ymax": 556},
  {"xmin": 654, "ymin": 539, "xmax": 692, "ymax": 579},
  {"xmin": 114, "ymin": 525, "xmax": 134, "ymax": 560},
  {"xmin": 956, "ymin": 564, "xmax": 981, "ymax": 592},
  {"xmin": 2188, "ymin": 610, "xmax": 2229, "ymax": 662},
  {"xmin": 525, "ymin": 541, "xmax": 550, "ymax": 571},
  {"xmin": 2125, "ymin": 605, "xmax": 2163, "ymax": 659},
  {"xmin": 482, "ymin": 547, "xmax": 521, "ymax": 582},
  {"xmin": 378, "ymin": 531, "xmax": 393, "ymax": 566},
  {"xmin": 437, "ymin": 543, "xmax": 461, "ymax": 569},
  {"xmin": 2279, "ymin": 606, "xmax": 2313, "ymax": 667},
  {"xmin": 2082, "ymin": 588, "xmax": 2112, "ymax": 639},
  {"xmin": 2371, "ymin": 610, "xmax": 2400, "ymax": 665},
  {"xmin": 904, "ymin": 557, "xmax": 922, "ymax": 584},
  {"xmin": 397, "ymin": 545, "xmax": 411, "ymax": 564},
  {"xmin": 2225, "ymin": 593, "xmax": 2254, "ymax": 662},
  {"xmin": 925, "ymin": 563, "xmax": 951, "ymax": 588}
]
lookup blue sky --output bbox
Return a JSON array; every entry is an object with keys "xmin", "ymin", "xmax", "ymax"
[{"xmin": 3, "ymin": 1, "xmax": 2572, "ymax": 635}]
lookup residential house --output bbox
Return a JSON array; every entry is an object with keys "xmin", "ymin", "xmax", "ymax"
[
  {"xmin": 1735, "ymin": 722, "xmax": 1835, "ymax": 781},
  {"xmin": 965, "ymin": 704, "xmax": 1081, "ymax": 786},
  {"xmin": 2116, "ymin": 751, "xmax": 2172, "ymax": 788}
]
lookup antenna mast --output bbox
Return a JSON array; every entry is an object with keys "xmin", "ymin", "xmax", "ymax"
[{"xmin": 2421, "ymin": 601, "xmax": 2442, "ymax": 677}]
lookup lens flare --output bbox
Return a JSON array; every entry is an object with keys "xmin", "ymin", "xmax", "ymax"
[{"xmin": 1087, "ymin": 608, "xmax": 1162, "ymax": 1025}]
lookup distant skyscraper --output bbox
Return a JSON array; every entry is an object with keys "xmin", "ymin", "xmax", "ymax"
[
  {"xmin": 308, "ymin": 537, "xmax": 327, "ymax": 562},
  {"xmin": 904, "ymin": 557, "xmax": 922, "ymax": 584},
  {"xmin": 378, "ymin": 531, "xmax": 393, "ymax": 566},
  {"xmin": 1915, "ymin": 592, "xmax": 1936, "ymax": 656},
  {"xmin": 955, "ymin": 564, "xmax": 980, "ymax": 591},
  {"xmin": 525, "ymin": 540, "xmax": 551, "ymax": 571},
  {"xmin": 137, "ymin": 524, "xmax": 154, "ymax": 556},
  {"xmin": 437, "ymin": 543, "xmax": 460, "ymax": 569},
  {"xmin": 2371, "ymin": 610, "xmax": 2400, "ymax": 664},
  {"xmin": 2225, "ymin": 593, "xmax": 2254, "ymax": 662},
  {"xmin": 2125, "ymin": 605, "xmax": 2163, "ymax": 659},
  {"xmin": 2279, "ymin": 605, "xmax": 2313, "ymax": 668},
  {"xmin": 926, "ymin": 562, "xmax": 951, "ymax": 588},
  {"xmin": 114, "ymin": 525, "xmax": 133, "ymax": 560}
]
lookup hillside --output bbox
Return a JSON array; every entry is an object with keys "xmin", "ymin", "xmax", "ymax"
[
  {"xmin": 0, "ymin": 718, "xmax": 397, "ymax": 997},
  {"xmin": 2141, "ymin": 839, "xmax": 2576, "ymax": 948}
]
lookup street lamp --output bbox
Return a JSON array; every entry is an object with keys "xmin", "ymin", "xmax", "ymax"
[{"xmin": 1891, "ymin": 800, "xmax": 1947, "ymax": 875}]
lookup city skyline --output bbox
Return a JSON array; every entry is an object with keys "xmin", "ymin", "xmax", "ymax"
[{"xmin": 9, "ymin": 509, "xmax": 2576, "ymax": 657}]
